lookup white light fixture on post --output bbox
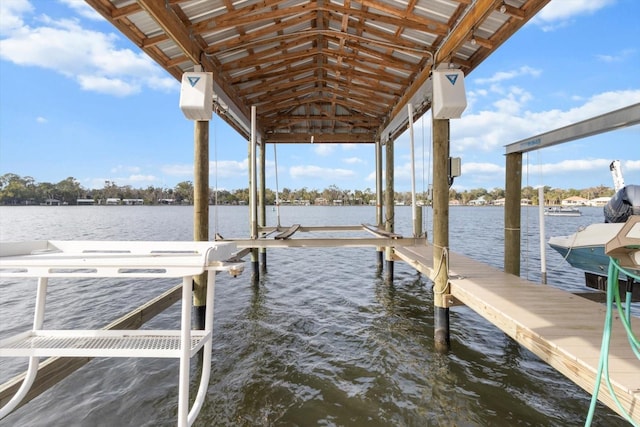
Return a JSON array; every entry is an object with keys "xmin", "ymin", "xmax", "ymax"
[
  {"xmin": 179, "ymin": 72, "xmax": 214, "ymax": 121},
  {"xmin": 432, "ymin": 69, "xmax": 467, "ymax": 119}
]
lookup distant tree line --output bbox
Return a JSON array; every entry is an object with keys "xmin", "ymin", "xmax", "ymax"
[{"xmin": 0, "ymin": 173, "xmax": 615, "ymax": 206}]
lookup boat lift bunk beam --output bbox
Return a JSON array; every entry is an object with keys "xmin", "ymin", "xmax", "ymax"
[{"xmin": 506, "ymin": 103, "xmax": 640, "ymax": 154}]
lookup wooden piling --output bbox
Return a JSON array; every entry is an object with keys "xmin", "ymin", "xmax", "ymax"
[
  {"xmin": 384, "ymin": 138, "xmax": 394, "ymax": 280},
  {"xmin": 259, "ymin": 139, "xmax": 267, "ymax": 271},
  {"xmin": 376, "ymin": 139, "xmax": 384, "ymax": 269},
  {"xmin": 432, "ymin": 118, "xmax": 450, "ymax": 351},
  {"xmin": 193, "ymin": 120, "xmax": 209, "ymax": 329},
  {"xmin": 249, "ymin": 106, "xmax": 259, "ymax": 280},
  {"xmin": 504, "ymin": 152, "xmax": 522, "ymax": 276}
]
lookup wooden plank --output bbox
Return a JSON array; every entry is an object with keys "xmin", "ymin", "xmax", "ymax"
[
  {"xmin": 395, "ymin": 244, "xmax": 640, "ymax": 423},
  {"xmin": 362, "ymin": 223, "xmax": 403, "ymax": 239},
  {"xmin": 222, "ymin": 237, "xmax": 424, "ymax": 248},
  {"xmin": 274, "ymin": 224, "xmax": 301, "ymax": 240},
  {"xmin": 0, "ymin": 283, "xmax": 182, "ymax": 410}
]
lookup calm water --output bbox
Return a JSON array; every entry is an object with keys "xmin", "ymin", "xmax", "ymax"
[{"xmin": 0, "ymin": 205, "xmax": 631, "ymax": 426}]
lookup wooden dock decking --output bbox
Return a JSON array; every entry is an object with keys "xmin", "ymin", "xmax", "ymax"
[{"xmin": 394, "ymin": 244, "xmax": 640, "ymax": 423}]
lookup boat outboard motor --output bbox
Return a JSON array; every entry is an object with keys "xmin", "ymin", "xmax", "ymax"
[{"xmin": 604, "ymin": 184, "xmax": 640, "ymax": 223}]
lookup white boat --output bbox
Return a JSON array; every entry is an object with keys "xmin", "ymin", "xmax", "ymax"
[
  {"xmin": 548, "ymin": 222, "xmax": 627, "ymax": 275},
  {"xmin": 548, "ymin": 187, "xmax": 639, "ymax": 276},
  {"xmin": 548, "ymin": 161, "xmax": 639, "ymax": 277},
  {"xmin": 544, "ymin": 206, "xmax": 581, "ymax": 217}
]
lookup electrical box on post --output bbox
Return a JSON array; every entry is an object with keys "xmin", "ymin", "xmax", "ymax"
[
  {"xmin": 432, "ymin": 69, "xmax": 467, "ymax": 119},
  {"xmin": 449, "ymin": 157, "xmax": 462, "ymax": 178},
  {"xmin": 179, "ymin": 72, "xmax": 213, "ymax": 121}
]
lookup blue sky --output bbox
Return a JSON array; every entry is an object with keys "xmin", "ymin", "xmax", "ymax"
[{"xmin": 1, "ymin": 0, "xmax": 638, "ymax": 193}]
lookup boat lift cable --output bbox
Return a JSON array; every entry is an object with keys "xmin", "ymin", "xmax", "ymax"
[
  {"xmin": 273, "ymin": 144, "xmax": 281, "ymax": 228},
  {"xmin": 585, "ymin": 259, "xmax": 639, "ymax": 427},
  {"xmin": 213, "ymin": 111, "xmax": 219, "ymax": 235}
]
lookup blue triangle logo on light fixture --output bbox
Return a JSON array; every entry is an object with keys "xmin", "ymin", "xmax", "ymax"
[
  {"xmin": 187, "ymin": 76, "xmax": 201, "ymax": 87},
  {"xmin": 446, "ymin": 74, "xmax": 458, "ymax": 85}
]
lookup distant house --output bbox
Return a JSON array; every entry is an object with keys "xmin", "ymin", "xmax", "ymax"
[
  {"xmin": 106, "ymin": 198, "xmax": 121, "ymax": 205},
  {"xmin": 493, "ymin": 198, "xmax": 505, "ymax": 206},
  {"xmin": 589, "ymin": 196, "xmax": 611, "ymax": 207},
  {"xmin": 449, "ymin": 199, "xmax": 462, "ymax": 206},
  {"xmin": 122, "ymin": 198, "xmax": 144, "ymax": 205},
  {"xmin": 561, "ymin": 196, "xmax": 589, "ymax": 206},
  {"xmin": 468, "ymin": 196, "xmax": 486, "ymax": 206},
  {"xmin": 77, "ymin": 198, "xmax": 95, "ymax": 205}
]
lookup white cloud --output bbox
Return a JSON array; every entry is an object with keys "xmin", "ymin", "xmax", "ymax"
[
  {"xmin": 313, "ymin": 144, "xmax": 335, "ymax": 156},
  {"xmin": 161, "ymin": 164, "xmax": 192, "ymax": 176},
  {"xmin": 533, "ymin": 0, "xmax": 616, "ymax": 31},
  {"xmin": 162, "ymin": 160, "xmax": 248, "ymax": 178},
  {"xmin": 289, "ymin": 165, "xmax": 355, "ymax": 179},
  {"xmin": 0, "ymin": 1, "xmax": 175, "ymax": 96},
  {"xmin": 36, "ymin": 116, "xmax": 47, "ymax": 123},
  {"xmin": 59, "ymin": 0, "xmax": 103, "ymax": 21},
  {"xmin": 622, "ymin": 160, "xmax": 640, "ymax": 172},
  {"xmin": 453, "ymin": 89, "xmax": 640, "ymax": 152},
  {"xmin": 343, "ymin": 157, "xmax": 363, "ymax": 164},
  {"xmin": 0, "ymin": 0, "xmax": 32, "ymax": 34},
  {"xmin": 462, "ymin": 162, "xmax": 504, "ymax": 174},
  {"xmin": 473, "ymin": 66, "xmax": 542, "ymax": 85},
  {"xmin": 596, "ymin": 49, "xmax": 636, "ymax": 63},
  {"xmin": 536, "ymin": 158, "xmax": 612, "ymax": 176},
  {"xmin": 128, "ymin": 174, "xmax": 156, "ymax": 183},
  {"xmin": 78, "ymin": 75, "xmax": 140, "ymax": 96},
  {"xmin": 212, "ymin": 159, "xmax": 248, "ymax": 178}
]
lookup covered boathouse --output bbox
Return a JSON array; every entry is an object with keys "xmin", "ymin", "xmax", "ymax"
[{"xmin": 1, "ymin": 1, "xmax": 638, "ymax": 426}]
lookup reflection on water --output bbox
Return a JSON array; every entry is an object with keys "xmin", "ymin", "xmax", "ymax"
[{"xmin": 0, "ymin": 205, "xmax": 631, "ymax": 426}]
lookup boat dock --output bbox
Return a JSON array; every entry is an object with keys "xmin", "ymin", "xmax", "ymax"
[
  {"xmin": 221, "ymin": 222, "xmax": 639, "ymax": 422},
  {"xmin": 394, "ymin": 243, "xmax": 639, "ymax": 423}
]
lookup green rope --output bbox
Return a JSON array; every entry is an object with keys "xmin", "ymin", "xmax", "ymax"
[{"xmin": 585, "ymin": 259, "xmax": 639, "ymax": 426}]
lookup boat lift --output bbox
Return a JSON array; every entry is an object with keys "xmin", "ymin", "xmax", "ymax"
[{"xmin": 0, "ymin": 240, "xmax": 243, "ymax": 427}]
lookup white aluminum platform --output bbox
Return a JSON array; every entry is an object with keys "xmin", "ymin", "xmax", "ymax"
[{"xmin": 0, "ymin": 240, "xmax": 242, "ymax": 427}]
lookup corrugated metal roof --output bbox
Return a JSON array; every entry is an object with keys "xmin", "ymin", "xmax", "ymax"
[{"xmin": 86, "ymin": 0, "xmax": 550, "ymax": 142}]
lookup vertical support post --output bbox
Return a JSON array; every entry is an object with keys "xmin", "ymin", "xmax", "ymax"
[
  {"xmin": 259, "ymin": 139, "xmax": 267, "ymax": 271},
  {"xmin": 505, "ymin": 152, "xmax": 522, "ymax": 276},
  {"xmin": 375, "ymin": 139, "xmax": 384, "ymax": 269},
  {"xmin": 250, "ymin": 106, "xmax": 259, "ymax": 280},
  {"xmin": 178, "ymin": 275, "xmax": 193, "ymax": 427},
  {"xmin": 538, "ymin": 186, "xmax": 547, "ymax": 284},
  {"xmin": 384, "ymin": 138, "xmax": 394, "ymax": 281},
  {"xmin": 408, "ymin": 103, "xmax": 418, "ymax": 237},
  {"xmin": 432, "ymin": 118, "xmax": 450, "ymax": 352},
  {"xmin": 193, "ymin": 120, "xmax": 209, "ymax": 329},
  {"xmin": 414, "ymin": 205, "xmax": 423, "ymax": 238}
]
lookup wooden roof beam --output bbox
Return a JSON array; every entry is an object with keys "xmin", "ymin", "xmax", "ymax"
[
  {"xmin": 264, "ymin": 133, "xmax": 375, "ymax": 144},
  {"xmin": 325, "ymin": 3, "xmax": 449, "ymax": 35},
  {"xmin": 194, "ymin": 2, "xmax": 312, "ymax": 33},
  {"xmin": 203, "ymin": 12, "xmax": 316, "ymax": 54}
]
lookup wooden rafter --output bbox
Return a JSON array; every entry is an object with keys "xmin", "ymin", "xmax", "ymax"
[{"xmin": 86, "ymin": 0, "xmax": 551, "ymax": 142}]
